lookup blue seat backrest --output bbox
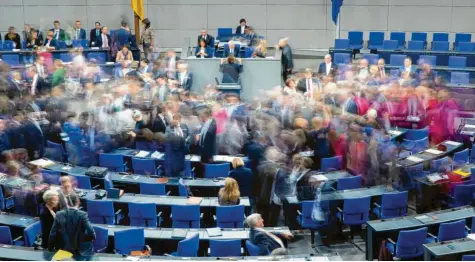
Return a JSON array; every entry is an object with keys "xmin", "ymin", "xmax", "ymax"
[
  {"xmin": 334, "ymin": 39, "xmax": 350, "ymax": 49},
  {"xmin": 433, "ymin": 33, "xmax": 449, "ymax": 42},
  {"xmin": 448, "ymin": 56, "xmax": 467, "ymax": 68},
  {"xmin": 383, "ymin": 40, "xmax": 399, "ymax": 50}
]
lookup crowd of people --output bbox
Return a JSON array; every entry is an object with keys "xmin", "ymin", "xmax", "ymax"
[{"xmin": 0, "ymin": 16, "xmax": 468, "ymax": 257}]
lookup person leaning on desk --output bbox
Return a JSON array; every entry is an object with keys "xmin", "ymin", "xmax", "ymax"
[
  {"xmin": 195, "ymin": 39, "xmax": 212, "ymax": 58},
  {"xmin": 220, "ymin": 55, "xmax": 243, "ymax": 84}
]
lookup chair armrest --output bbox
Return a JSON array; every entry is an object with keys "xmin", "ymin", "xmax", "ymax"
[
  {"xmin": 296, "ymin": 210, "xmax": 302, "ymax": 216},
  {"xmin": 157, "ymin": 211, "xmax": 162, "ymax": 218},
  {"xmin": 466, "ymin": 225, "xmax": 471, "ymax": 233},
  {"xmin": 92, "ymin": 185, "xmax": 100, "ymax": 189},
  {"xmin": 163, "ymin": 253, "xmax": 174, "ymax": 257},
  {"xmin": 115, "ymin": 209, "xmax": 122, "ymax": 216},
  {"xmin": 427, "ymin": 233, "xmax": 437, "ymax": 241},
  {"xmin": 387, "ymin": 238, "xmax": 396, "ymax": 245},
  {"xmin": 331, "ymin": 186, "xmax": 337, "ymax": 191},
  {"xmin": 5, "ymin": 196, "xmax": 13, "ymax": 200},
  {"xmin": 336, "ymin": 207, "xmax": 343, "ymax": 212},
  {"xmin": 166, "ymin": 191, "xmax": 171, "ymax": 196},
  {"xmin": 200, "ymin": 213, "xmax": 204, "ymax": 219},
  {"xmin": 145, "ymin": 245, "xmax": 151, "ymax": 254},
  {"xmin": 13, "ymin": 236, "xmax": 23, "ymax": 242},
  {"xmin": 156, "ymin": 165, "xmax": 162, "ymax": 170},
  {"xmin": 373, "ymin": 203, "xmax": 381, "ymax": 208},
  {"xmin": 213, "ymin": 215, "xmax": 216, "ymax": 221}
]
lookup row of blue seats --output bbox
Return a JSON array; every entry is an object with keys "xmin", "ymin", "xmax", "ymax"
[
  {"xmin": 1, "ymin": 51, "xmax": 108, "ymax": 66},
  {"xmin": 335, "ymin": 38, "xmax": 475, "ymax": 53},
  {"xmin": 0, "ymin": 39, "xmax": 90, "ymax": 51},
  {"xmin": 340, "ymin": 31, "xmax": 473, "ymax": 51}
]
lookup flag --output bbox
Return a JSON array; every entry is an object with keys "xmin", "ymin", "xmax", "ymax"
[
  {"xmin": 332, "ymin": 0, "xmax": 343, "ymax": 25},
  {"xmin": 131, "ymin": 0, "xmax": 144, "ymax": 20}
]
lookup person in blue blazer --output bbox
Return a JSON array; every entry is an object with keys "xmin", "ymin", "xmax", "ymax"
[
  {"xmin": 224, "ymin": 41, "xmax": 241, "ymax": 58},
  {"xmin": 341, "ymin": 93, "xmax": 359, "ymax": 115},
  {"xmin": 44, "ymin": 31, "xmax": 60, "ymax": 51},
  {"xmin": 229, "ymin": 157, "xmax": 253, "ymax": 197},
  {"xmin": 399, "ymin": 56, "xmax": 418, "ymax": 78},
  {"xmin": 22, "ymin": 115, "xmax": 45, "ymax": 159},
  {"xmin": 195, "ymin": 39, "xmax": 212, "ymax": 58},
  {"xmin": 73, "ymin": 20, "xmax": 87, "ymax": 40},
  {"xmin": 197, "ymin": 107, "xmax": 217, "ymax": 163},
  {"xmin": 220, "ymin": 55, "xmax": 243, "ymax": 84},
  {"xmin": 116, "ymin": 21, "xmax": 133, "ymax": 48},
  {"xmin": 176, "ymin": 63, "xmax": 193, "ymax": 91},
  {"xmin": 317, "ymin": 54, "xmax": 338, "ymax": 78},
  {"xmin": 164, "ymin": 134, "xmax": 187, "ymax": 177}
]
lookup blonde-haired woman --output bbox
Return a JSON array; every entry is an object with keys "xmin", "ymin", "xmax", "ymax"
[
  {"xmin": 218, "ymin": 177, "xmax": 241, "ymax": 206},
  {"xmin": 252, "ymin": 39, "xmax": 267, "ymax": 58},
  {"xmin": 229, "ymin": 157, "xmax": 253, "ymax": 197}
]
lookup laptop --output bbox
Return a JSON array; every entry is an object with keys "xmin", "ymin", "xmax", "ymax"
[{"xmin": 107, "ymin": 188, "xmax": 122, "ymax": 199}]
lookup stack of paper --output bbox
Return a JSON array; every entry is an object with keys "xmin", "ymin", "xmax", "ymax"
[
  {"xmin": 29, "ymin": 159, "xmax": 55, "ymax": 168},
  {"xmin": 407, "ymin": 156, "xmax": 424, "ymax": 162},
  {"xmin": 186, "ymin": 155, "xmax": 201, "ymax": 162},
  {"xmin": 311, "ymin": 174, "xmax": 328, "ymax": 182},
  {"xmin": 150, "ymin": 151, "xmax": 164, "ymax": 159},
  {"xmin": 187, "ymin": 197, "xmax": 203, "ymax": 205},
  {"xmin": 445, "ymin": 141, "xmax": 462, "ymax": 146},
  {"xmin": 414, "ymin": 215, "xmax": 434, "ymax": 223},
  {"xmin": 135, "ymin": 151, "xmax": 149, "ymax": 158},
  {"xmin": 425, "ymin": 149, "xmax": 443, "ymax": 155},
  {"xmin": 427, "ymin": 174, "xmax": 444, "ymax": 183},
  {"xmin": 467, "ymin": 234, "xmax": 475, "ymax": 241}
]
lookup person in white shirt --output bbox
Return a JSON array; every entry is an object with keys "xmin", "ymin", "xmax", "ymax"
[
  {"xmin": 283, "ymin": 79, "xmax": 297, "ymax": 94},
  {"xmin": 73, "ymin": 20, "xmax": 85, "ymax": 40},
  {"xmin": 318, "ymin": 54, "xmax": 338, "ymax": 78},
  {"xmin": 176, "ymin": 63, "xmax": 193, "ymax": 91},
  {"xmin": 377, "ymin": 58, "xmax": 387, "ymax": 78},
  {"xmin": 297, "ymin": 68, "xmax": 320, "ymax": 98},
  {"xmin": 357, "ymin": 59, "xmax": 370, "ymax": 81}
]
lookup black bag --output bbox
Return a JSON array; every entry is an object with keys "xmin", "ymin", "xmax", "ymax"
[{"xmin": 85, "ymin": 166, "xmax": 108, "ymax": 178}]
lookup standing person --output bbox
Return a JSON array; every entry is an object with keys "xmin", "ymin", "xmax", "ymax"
[
  {"xmin": 40, "ymin": 190, "xmax": 59, "ymax": 249},
  {"xmin": 57, "ymin": 176, "xmax": 79, "ymax": 210},
  {"xmin": 73, "ymin": 20, "xmax": 87, "ymax": 40},
  {"xmin": 48, "ymin": 195, "xmax": 96, "ymax": 256},
  {"xmin": 22, "ymin": 24, "xmax": 32, "ymax": 43},
  {"xmin": 235, "ymin": 18, "xmax": 248, "ymax": 35},
  {"xmin": 89, "ymin": 22, "xmax": 102, "ymax": 47},
  {"xmin": 51, "ymin": 59, "xmax": 66, "ymax": 88},
  {"xmin": 141, "ymin": 18, "xmax": 155, "ymax": 60},
  {"xmin": 196, "ymin": 107, "xmax": 217, "ymax": 164},
  {"xmin": 317, "ymin": 54, "xmax": 338, "ymax": 78},
  {"xmin": 49, "ymin": 20, "xmax": 67, "ymax": 41},
  {"xmin": 276, "ymin": 38, "xmax": 293, "ymax": 82}
]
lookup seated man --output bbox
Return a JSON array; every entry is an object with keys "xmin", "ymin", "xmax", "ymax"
[
  {"xmin": 246, "ymin": 213, "xmax": 293, "ymax": 255},
  {"xmin": 224, "ymin": 41, "xmax": 241, "ymax": 58},
  {"xmin": 219, "ymin": 55, "xmax": 242, "ymax": 84},
  {"xmin": 317, "ymin": 54, "xmax": 338, "ymax": 78},
  {"xmin": 197, "ymin": 28, "xmax": 214, "ymax": 47}
]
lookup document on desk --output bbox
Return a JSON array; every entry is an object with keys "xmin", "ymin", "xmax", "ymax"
[
  {"xmin": 186, "ymin": 155, "xmax": 201, "ymax": 162},
  {"xmin": 465, "ymin": 124, "xmax": 475, "ymax": 129},
  {"xmin": 206, "ymin": 227, "xmax": 223, "ymax": 237},
  {"xmin": 414, "ymin": 215, "xmax": 435, "ymax": 223},
  {"xmin": 425, "ymin": 149, "xmax": 444, "ymax": 155},
  {"xmin": 150, "ymin": 151, "xmax": 164, "ymax": 159},
  {"xmin": 311, "ymin": 174, "xmax": 328, "ymax": 182},
  {"xmin": 29, "ymin": 158, "xmax": 55, "ymax": 168},
  {"xmin": 172, "ymin": 229, "xmax": 188, "ymax": 238},
  {"xmin": 407, "ymin": 156, "xmax": 424, "ymax": 163},
  {"xmin": 467, "ymin": 234, "xmax": 475, "ymax": 241},
  {"xmin": 135, "ymin": 151, "xmax": 149, "ymax": 158},
  {"xmin": 187, "ymin": 197, "xmax": 203, "ymax": 205},
  {"xmin": 444, "ymin": 141, "xmax": 462, "ymax": 147}
]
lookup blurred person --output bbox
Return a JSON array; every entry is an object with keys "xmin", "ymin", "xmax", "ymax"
[
  {"xmin": 26, "ymin": 29, "xmax": 42, "ymax": 49},
  {"xmin": 132, "ymin": 110, "xmax": 146, "ymax": 131},
  {"xmin": 141, "ymin": 18, "xmax": 155, "ymax": 60},
  {"xmin": 295, "ymin": 157, "xmax": 317, "ymax": 200},
  {"xmin": 220, "ymin": 55, "xmax": 242, "ymax": 83},
  {"xmin": 166, "ymin": 113, "xmax": 190, "ymax": 142},
  {"xmin": 197, "ymin": 28, "xmax": 214, "ymax": 47},
  {"xmin": 48, "ymin": 194, "xmax": 95, "ymax": 256},
  {"xmin": 150, "ymin": 106, "xmax": 168, "ymax": 133},
  {"xmin": 49, "ymin": 20, "xmax": 67, "ymax": 41},
  {"xmin": 224, "ymin": 41, "xmax": 241, "ymax": 57},
  {"xmin": 41, "ymin": 190, "xmax": 59, "ymax": 249},
  {"xmin": 245, "ymin": 213, "xmax": 293, "ymax": 255},
  {"xmin": 318, "ymin": 54, "xmax": 338, "ymax": 78},
  {"xmin": 51, "ymin": 59, "xmax": 66, "ymax": 87},
  {"xmin": 195, "ymin": 38, "xmax": 212, "ymax": 58},
  {"xmin": 89, "ymin": 22, "xmax": 102, "ymax": 47},
  {"xmin": 4, "ymin": 26, "xmax": 21, "ymax": 49},
  {"xmin": 419, "ymin": 62, "xmax": 435, "ymax": 87},
  {"xmin": 0, "ymin": 119, "xmax": 11, "ymax": 154},
  {"xmin": 115, "ymin": 45, "xmax": 133, "ymax": 63},
  {"xmin": 154, "ymin": 75, "xmax": 169, "ymax": 103},
  {"xmin": 23, "ymin": 112, "xmax": 45, "ymax": 159},
  {"xmin": 309, "ymin": 116, "xmax": 331, "ymax": 170},
  {"xmin": 340, "ymin": 90, "xmax": 358, "ymax": 116},
  {"xmin": 44, "ymin": 31, "xmax": 59, "ymax": 51},
  {"xmin": 218, "ymin": 177, "xmax": 241, "ymax": 205},
  {"xmin": 377, "ymin": 58, "xmax": 387, "ymax": 78},
  {"xmin": 297, "ymin": 68, "xmax": 320, "ymax": 98},
  {"xmin": 8, "ymin": 71, "xmax": 26, "ymax": 99},
  {"xmin": 399, "ymin": 57, "xmax": 417, "ymax": 78},
  {"xmin": 283, "ymin": 78, "xmax": 297, "ymax": 94},
  {"xmin": 252, "ymin": 39, "xmax": 267, "ymax": 58},
  {"xmin": 426, "ymin": 89, "xmax": 459, "ymax": 144},
  {"xmin": 229, "ymin": 157, "xmax": 253, "ymax": 197},
  {"xmin": 114, "ymin": 60, "xmax": 132, "ymax": 79},
  {"xmin": 73, "ymin": 20, "xmax": 86, "ymax": 40},
  {"xmin": 347, "ymin": 125, "xmax": 369, "ymax": 183},
  {"xmin": 176, "ymin": 63, "xmax": 193, "ymax": 91},
  {"xmin": 165, "ymin": 50, "xmax": 180, "ymax": 79},
  {"xmin": 277, "ymin": 38, "xmax": 293, "ymax": 81},
  {"xmin": 117, "ymin": 21, "xmax": 132, "ymax": 48},
  {"xmin": 57, "ymin": 176, "xmax": 79, "ymax": 210},
  {"xmin": 22, "ymin": 24, "xmax": 32, "ymax": 42},
  {"xmin": 357, "ymin": 59, "xmax": 370, "ymax": 81},
  {"xmin": 245, "ymin": 26, "xmax": 259, "ymax": 47},
  {"xmin": 196, "ymin": 107, "xmax": 217, "ymax": 163},
  {"xmin": 236, "ymin": 18, "xmax": 248, "ymax": 35}
]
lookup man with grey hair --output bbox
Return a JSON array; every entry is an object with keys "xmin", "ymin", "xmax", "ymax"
[
  {"xmin": 246, "ymin": 213, "xmax": 293, "ymax": 255},
  {"xmin": 318, "ymin": 54, "xmax": 338, "ymax": 78}
]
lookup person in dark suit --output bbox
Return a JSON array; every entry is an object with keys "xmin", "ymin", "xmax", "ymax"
[
  {"xmin": 8, "ymin": 71, "xmax": 26, "ymax": 99},
  {"xmin": 150, "ymin": 106, "xmax": 168, "ymax": 133},
  {"xmin": 73, "ymin": 20, "xmax": 87, "ymax": 40},
  {"xmin": 196, "ymin": 107, "xmax": 217, "ymax": 163},
  {"xmin": 57, "ymin": 176, "xmax": 80, "ymax": 210},
  {"xmin": 4, "ymin": 26, "xmax": 21, "ymax": 49},
  {"xmin": 340, "ymin": 91, "xmax": 359, "ymax": 115},
  {"xmin": 89, "ymin": 22, "xmax": 102, "ymax": 47},
  {"xmin": 98, "ymin": 27, "xmax": 112, "ymax": 61},
  {"xmin": 49, "ymin": 20, "xmax": 67, "ymax": 41},
  {"xmin": 277, "ymin": 38, "xmax": 293, "ymax": 82},
  {"xmin": 48, "ymin": 194, "xmax": 96, "ymax": 256},
  {"xmin": 26, "ymin": 30, "xmax": 43, "ymax": 49},
  {"xmin": 220, "ymin": 55, "xmax": 243, "ymax": 84},
  {"xmin": 317, "ymin": 54, "xmax": 338, "ymax": 78},
  {"xmin": 399, "ymin": 57, "xmax": 417, "ymax": 78},
  {"xmin": 164, "ymin": 134, "xmax": 186, "ymax": 177},
  {"xmin": 229, "ymin": 157, "xmax": 253, "ymax": 197},
  {"xmin": 176, "ymin": 63, "xmax": 193, "ymax": 91},
  {"xmin": 117, "ymin": 21, "xmax": 132, "ymax": 48},
  {"xmin": 0, "ymin": 119, "xmax": 11, "ymax": 154},
  {"xmin": 165, "ymin": 50, "xmax": 180, "ymax": 79},
  {"xmin": 44, "ymin": 31, "xmax": 60, "ymax": 51},
  {"xmin": 377, "ymin": 58, "xmax": 388, "ymax": 79},
  {"xmin": 22, "ymin": 114, "xmax": 45, "ymax": 159},
  {"xmin": 297, "ymin": 68, "xmax": 320, "ymax": 97},
  {"xmin": 7, "ymin": 112, "xmax": 25, "ymax": 149},
  {"xmin": 40, "ymin": 190, "xmax": 59, "ymax": 249},
  {"xmin": 235, "ymin": 18, "xmax": 248, "ymax": 35},
  {"xmin": 197, "ymin": 29, "xmax": 214, "ymax": 47},
  {"xmin": 195, "ymin": 39, "xmax": 212, "ymax": 58},
  {"xmin": 224, "ymin": 41, "xmax": 241, "ymax": 57},
  {"xmin": 245, "ymin": 213, "xmax": 293, "ymax": 255},
  {"xmin": 166, "ymin": 113, "xmax": 190, "ymax": 143}
]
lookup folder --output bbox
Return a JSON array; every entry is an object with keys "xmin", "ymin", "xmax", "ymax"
[
  {"xmin": 187, "ymin": 197, "xmax": 203, "ymax": 205},
  {"xmin": 206, "ymin": 227, "xmax": 223, "ymax": 237},
  {"xmin": 156, "ymin": 177, "xmax": 169, "ymax": 183},
  {"xmin": 172, "ymin": 229, "xmax": 188, "ymax": 238},
  {"xmin": 52, "ymin": 250, "xmax": 73, "ymax": 261}
]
